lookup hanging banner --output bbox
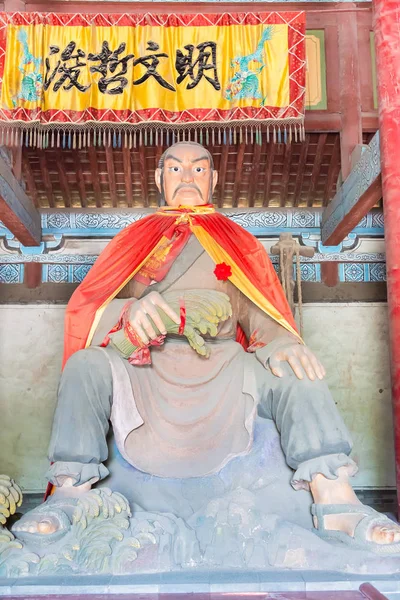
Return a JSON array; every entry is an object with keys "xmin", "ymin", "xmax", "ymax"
[{"xmin": 0, "ymin": 12, "xmax": 306, "ymax": 145}]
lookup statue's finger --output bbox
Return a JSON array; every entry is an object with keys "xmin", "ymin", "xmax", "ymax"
[
  {"xmin": 299, "ymin": 353, "xmax": 316, "ymax": 381},
  {"xmin": 153, "ymin": 297, "xmax": 180, "ymax": 324},
  {"xmin": 140, "ymin": 316, "xmax": 158, "ymax": 340},
  {"xmin": 304, "ymin": 348, "xmax": 325, "ymax": 380},
  {"xmin": 145, "ymin": 307, "xmax": 167, "ymax": 335},
  {"xmin": 287, "ymin": 356, "xmax": 304, "ymax": 380},
  {"xmin": 268, "ymin": 357, "xmax": 283, "ymax": 378},
  {"xmin": 133, "ymin": 322, "xmax": 149, "ymax": 345}
]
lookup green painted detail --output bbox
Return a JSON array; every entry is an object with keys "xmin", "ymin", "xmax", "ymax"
[
  {"xmin": 306, "ymin": 29, "xmax": 327, "ymax": 111},
  {"xmin": 370, "ymin": 32, "xmax": 378, "ymax": 110}
]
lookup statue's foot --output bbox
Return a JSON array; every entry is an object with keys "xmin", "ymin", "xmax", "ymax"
[
  {"xmin": 311, "ymin": 502, "xmax": 400, "ymax": 555},
  {"xmin": 310, "ymin": 468, "xmax": 400, "ymax": 553},
  {"xmin": 11, "ymin": 493, "xmax": 81, "ymax": 545}
]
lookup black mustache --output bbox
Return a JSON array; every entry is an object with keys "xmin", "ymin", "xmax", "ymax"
[{"xmin": 172, "ymin": 183, "xmax": 203, "ymax": 200}]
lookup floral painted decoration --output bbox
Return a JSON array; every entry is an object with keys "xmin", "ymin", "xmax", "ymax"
[{"xmin": 214, "ymin": 262, "xmax": 232, "ymax": 281}]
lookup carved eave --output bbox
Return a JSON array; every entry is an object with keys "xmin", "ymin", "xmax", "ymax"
[
  {"xmin": 0, "ymin": 149, "xmax": 42, "ymax": 246},
  {"xmin": 321, "ymin": 132, "xmax": 382, "ymax": 246}
]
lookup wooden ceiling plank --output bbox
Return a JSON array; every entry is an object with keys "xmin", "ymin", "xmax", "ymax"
[
  {"xmin": 217, "ymin": 142, "xmax": 229, "ymax": 208},
  {"xmin": 307, "ymin": 133, "xmax": 328, "ymax": 207},
  {"xmin": 0, "ymin": 152, "xmax": 41, "ymax": 246},
  {"xmin": 105, "ymin": 144, "xmax": 118, "ymax": 208},
  {"xmin": 55, "ymin": 151, "xmax": 72, "ymax": 208},
  {"xmin": 87, "ymin": 146, "xmax": 103, "ymax": 208},
  {"xmin": 22, "ymin": 153, "xmax": 39, "ymax": 208},
  {"xmin": 138, "ymin": 144, "xmax": 149, "ymax": 207},
  {"xmin": 122, "ymin": 146, "xmax": 133, "ymax": 208},
  {"xmin": 322, "ymin": 131, "xmax": 381, "ymax": 246},
  {"xmin": 280, "ymin": 143, "xmax": 293, "ymax": 208},
  {"xmin": 72, "ymin": 151, "xmax": 87, "ymax": 208},
  {"xmin": 38, "ymin": 150, "xmax": 55, "ymax": 208},
  {"xmin": 323, "ymin": 136, "xmax": 340, "ymax": 206},
  {"xmin": 232, "ymin": 142, "xmax": 246, "ymax": 208},
  {"xmin": 248, "ymin": 140, "xmax": 263, "ymax": 208},
  {"xmin": 293, "ymin": 135, "xmax": 310, "ymax": 207},
  {"xmin": 262, "ymin": 143, "xmax": 275, "ymax": 207}
]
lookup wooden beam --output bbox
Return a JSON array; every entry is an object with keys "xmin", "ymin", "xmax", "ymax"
[
  {"xmin": 321, "ymin": 262, "xmax": 339, "ymax": 287},
  {"xmin": 22, "ymin": 153, "xmax": 39, "ymax": 208},
  {"xmin": 217, "ymin": 142, "xmax": 229, "ymax": 208},
  {"xmin": 55, "ymin": 151, "xmax": 71, "ymax": 208},
  {"xmin": 293, "ymin": 135, "xmax": 310, "ymax": 207},
  {"xmin": 323, "ymin": 136, "xmax": 340, "ymax": 206},
  {"xmin": 338, "ymin": 5, "xmax": 363, "ymax": 180},
  {"xmin": 122, "ymin": 146, "xmax": 133, "ymax": 208},
  {"xmin": 232, "ymin": 142, "xmax": 245, "ymax": 208},
  {"xmin": 262, "ymin": 143, "xmax": 275, "ymax": 207},
  {"xmin": 73, "ymin": 151, "xmax": 87, "ymax": 208},
  {"xmin": 38, "ymin": 150, "xmax": 55, "ymax": 208},
  {"xmin": 12, "ymin": 145, "xmax": 22, "ymax": 182},
  {"xmin": 105, "ymin": 144, "xmax": 118, "ymax": 208},
  {"xmin": 248, "ymin": 140, "xmax": 262, "ymax": 207},
  {"xmin": 138, "ymin": 144, "xmax": 148, "ymax": 207},
  {"xmin": 24, "ymin": 262, "xmax": 42, "ymax": 289},
  {"xmin": 280, "ymin": 143, "xmax": 292, "ymax": 207},
  {"xmin": 0, "ymin": 151, "xmax": 41, "ymax": 246},
  {"xmin": 321, "ymin": 131, "xmax": 381, "ymax": 245},
  {"xmin": 307, "ymin": 133, "xmax": 327, "ymax": 207},
  {"xmin": 87, "ymin": 146, "xmax": 103, "ymax": 208}
]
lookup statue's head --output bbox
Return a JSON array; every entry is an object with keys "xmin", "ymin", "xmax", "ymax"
[{"xmin": 155, "ymin": 141, "xmax": 218, "ymax": 207}]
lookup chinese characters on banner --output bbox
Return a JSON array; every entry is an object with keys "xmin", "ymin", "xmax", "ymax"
[
  {"xmin": 43, "ymin": 40, "xmax": 220, "ymax": 94},
  {"xmin": 0, "ymin": 12, "xmax": 306, "ymax": 147}
]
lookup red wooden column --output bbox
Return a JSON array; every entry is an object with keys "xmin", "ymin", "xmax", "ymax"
[
  {"xmin": 337, "ymin": 2, "xmax": 363, "ymax": 181},
  {"xmin": 373, "ymin": 0, "xmax": 400, "ymax": 515}
]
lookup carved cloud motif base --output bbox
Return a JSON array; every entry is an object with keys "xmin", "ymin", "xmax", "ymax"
[{"xmin": 2, "ymin": 420, "xmax": 400, "ymax": 577}]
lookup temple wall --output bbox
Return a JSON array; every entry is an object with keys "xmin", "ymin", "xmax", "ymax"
[{"xmin": 0, "ymin": 301, "xmax": 394, "ymax": 493}]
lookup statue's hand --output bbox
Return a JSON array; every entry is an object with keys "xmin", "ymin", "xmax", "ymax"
[
  {"xmin": 129, "ymin": 291, "xmax": 180, "ymax": 344},
  {"xmin": 269, "ymin": 343, "xmax": 326, "ymax": 381}
]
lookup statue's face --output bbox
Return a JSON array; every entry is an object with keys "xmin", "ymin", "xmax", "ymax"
[{"xmin": 155, "ymin": 143, "xmax": 218, "ymax": 207}]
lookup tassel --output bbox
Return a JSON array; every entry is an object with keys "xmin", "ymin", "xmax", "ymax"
[
  {"xmin": 273, "ymin": 127, "xmax": 276, "ymax": 144},
  {"xmin": 155, "ymin": 129, "xmax": 158, "ymax": 147},
  {"xmin": 139, "ymin": 130, "xmax": 143, "ymax": 147},
  {"xmin": 144, "ymin": 129, "xmax": 148, "ymax": 146},
  {"xmin": 133, "ymin": 130, "xmax": 137, "ymax": 149},
  {"xmin": 284, "ymin": 127, "xmax": 287, "ymax": 145},
  {"xmin": 218, "ymin": 128, "xmax": 221, "ymax": 145},
  {"xmin": 277, "ymin": 128, "xmax": 282, "ymax": 144},
  {"xmin": 128, "ymin": 130, "xmax": 132, "ymax": 149},
  {"xmin": 245, "ymin": 126, "xmax": 248, "ymax": 145},
  {"xmin": 212, "ymin": 128, "xmax": 215, "ymax": 146},
  {"xmin": 113, "ymin": 131, "xmax": 117, "ymax": 148},
  {"xmin": 149, "ymin": 129, "xmax": 153, "ymax": 146},
  {"xmin": 206, "ymin": 128, "xmax": 209, "ymax": 146},
  {"xmin": 57, "ymin": 130, "xmax": 60, "ymax": 148},
  {"xmin": 233, "ymin": 128, "xmax": 237, "ymax": 145},
  {"xmin": 239, "ymin": 127, "xmax": 243, "ymax": 144},
  {"xmin": 199, "ymin": 129, "xmax": 203, "ymax": 145}
]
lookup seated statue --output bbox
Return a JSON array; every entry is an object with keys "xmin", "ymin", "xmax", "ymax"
[{"xmin": 13, "ymin": 141, "xmax": 400, "ymax": 556}]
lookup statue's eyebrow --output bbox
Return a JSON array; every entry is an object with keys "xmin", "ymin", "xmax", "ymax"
[
  {"xmin": 164, "ymin": 154, "xmax": 209, "ymax": 164},
  {"xmin": 164, "ymin": 153, "xmax": 182, "ymax": 163}
]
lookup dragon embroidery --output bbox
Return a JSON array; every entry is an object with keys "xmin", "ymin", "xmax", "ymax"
[
  {"xmin": 13, "ymin": 29, "xmax": 43, "ymax": 106},
  {"xmin": 224, "ymin": 27, "xmax": 274, "ymax": 103}
]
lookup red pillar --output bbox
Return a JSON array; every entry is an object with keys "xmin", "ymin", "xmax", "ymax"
[{"xmin": 373, "ymin": 0, "xmax": 400, "ymax": 515}]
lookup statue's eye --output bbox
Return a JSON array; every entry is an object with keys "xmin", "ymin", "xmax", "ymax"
[
  {"xmin": 169, "ymin": 166, "xmax": 180, "ymax": 172},
  {"xmin": 194, "ymin": 167, "xmax": 205, "ymax": 173}
]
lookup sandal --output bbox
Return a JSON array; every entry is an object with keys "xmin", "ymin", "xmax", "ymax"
[{"xmin": 311, "ymin": 503, "xmax": 400, "ymax": 555}]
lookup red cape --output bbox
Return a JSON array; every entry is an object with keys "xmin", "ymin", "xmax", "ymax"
[{"xmin": 63, "ymin": 207, "xmax": 299, "ymax": 367}]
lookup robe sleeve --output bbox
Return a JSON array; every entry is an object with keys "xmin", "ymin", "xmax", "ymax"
[{"xmin": 238, "ymin": 292, "xmax": 301, "ymax": 368}]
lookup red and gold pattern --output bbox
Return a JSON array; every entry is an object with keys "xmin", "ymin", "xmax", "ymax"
[{"xmin": 0, "ymin": 11, "xmax": 306, "ymax": 140}]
